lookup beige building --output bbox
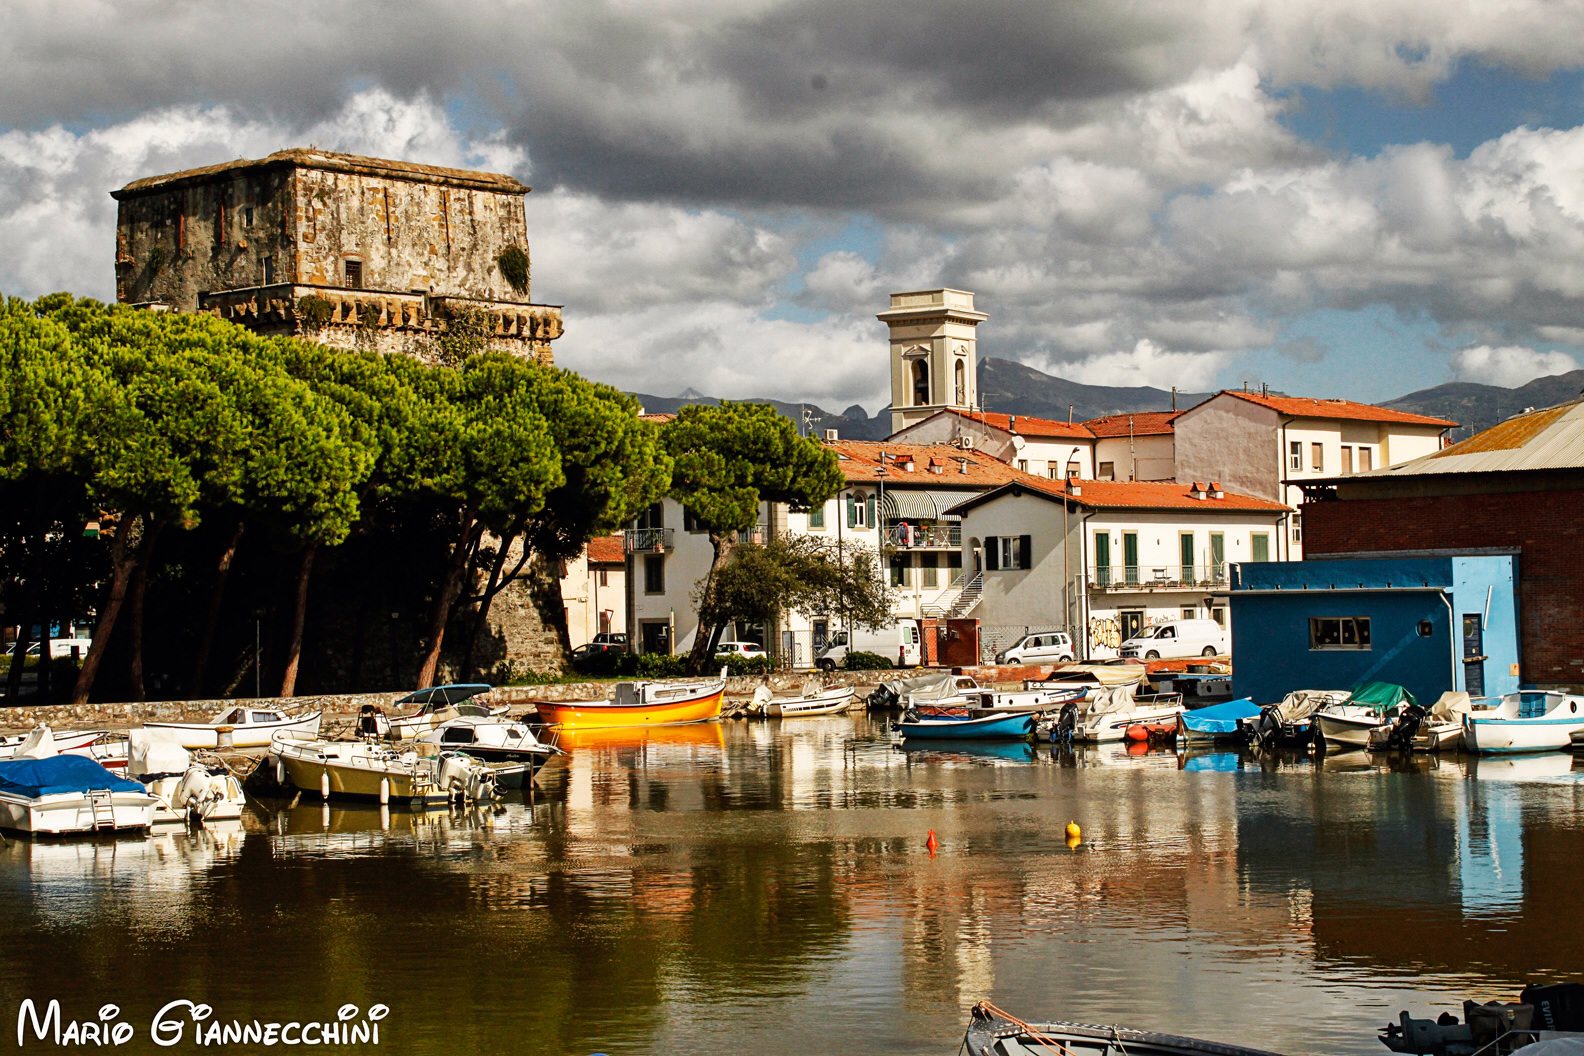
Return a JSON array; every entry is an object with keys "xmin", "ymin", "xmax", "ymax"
[
  {"xmin": 561, "ymin": 535, "xmax": 627, "ymax": 650},
  {"xmin": 881, "ymin": 289, "xmax": 986, "ymax": 433},
  {"xmin": 111, "ymin": 148, "xmax": 563, "ymax": 362}
]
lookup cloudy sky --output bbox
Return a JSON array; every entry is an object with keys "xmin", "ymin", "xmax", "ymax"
[{"xmin": 4, "ymin": 1, "xmax": 1584, "ymax": 414}]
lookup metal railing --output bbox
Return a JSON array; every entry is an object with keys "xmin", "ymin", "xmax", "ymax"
[
  {"xmin": 883, "ymin": 522, "xmax": 961, "ymax": 549},
  {"xmin": 623, "ymin": 527, "xmax": 675, "ymax": 554},
  {"xmin": 1090, "ymin": 563, "xmax": 1227, "ymax": 590}
]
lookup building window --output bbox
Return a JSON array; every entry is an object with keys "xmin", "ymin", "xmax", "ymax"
[
  {"xmin": 1310, "ymin": 442, "xmax": 1323, "ymax": 471},
  {"xmin": 1211, "ymin": 606, "xmax": 1226, "ymax": 627},
  {"xmin": 848, "ymin": 492, "xmax": 872, "ymax": 528},
  {"xmin": 683, "ymin": 506, "xmax": 703, "ymax": 533},
  {"xmin": 891, "ymin": 555, "xmax": 908, "ymax": 587},
  {"xmin": 1358, "ymin": 447, "xmax": 1374, "ymax": 472},
  {"xmin": 1289, "ymin": 440, "xmax": 1302, "ymax": 470},
  {"xmin": 1066, "ymin": 459, "xmax": 1081, "ymax": 479},
  {"xmin": 261, "ymin": 255, "xmax": 275, "ymax": 285},
  {"xmin": 1250, "ymin": 532, "xmax": 1270, "ymax": 563},
  {"xmin": 1291, "ymin": 514, "xmax": 1302, "ymax": 544},
  {"xmin": 911, "ymin": 360, "xmax": 930, "ymax": 406},
  {"xmin": 597, "ymin": 569, "xmax": 608, "ymax": 587},
  {"xmin": 948, "ymin": 550, "xmax": 962, "ymax": 573},
  {"xmin": 1340, "ymin": 445, "xmax": 1353, "ymax": 474},
  {"xmin": 243, "ymin": 206, "xmax": 254, "ymax": 227},
  {"xmin": 808, "ymin": 502, "xmax": 825, "ymax": 530},
  {"xmin": 954, "ymin": 359, "xmax": 966, "ymax": 406},
  {"xmin": 1097, "ymin": 461, "xmax": 1115, "ymax": 481},
  {"xmin": 1309, "ymin": 616, "xmax": 1371, "ymax": 650},
  {"xmin": 344, "ymin": 260, "xmax": 363, "ymax": 289},
  {"xmin": 921, "ymin": 552, "xmax": 939, "ymax": 588},
  {"xmin": 1049, "ymin": 465, "xmax": 1062, "ymax": 480},
  {"xmin": 1017, "ymin": 459, "xmax": 1028, "ymax": 472},
  {"xmin": 636, "ymin": 503, "xmax": 664, "ymax": 530},
  {"xmin": 1180, "ymin": 606, "xmax": 1196, "ymax": 620},
  {"xmin": 984, "ymin": 534, "xmax": 1031, "ymax": 571},
  {"xmin": 643, "ymin": 554, "xmax": 665, "ymax": 594}
]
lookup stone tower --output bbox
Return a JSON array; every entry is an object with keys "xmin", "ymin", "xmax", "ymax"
[
  {"xmin": 111, "ymin": 149, "xmax": 563, "ymax": 363},
  {"xmin": 879, "ymin": 288, "xmax": 985, "ymax": 434}
]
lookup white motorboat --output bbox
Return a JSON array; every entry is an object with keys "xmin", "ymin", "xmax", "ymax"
[
  {"xmin": 385, "ymin": 683, "xmax": 509, "ymax": 740},
  {"xmin": 1066, "ymin": 683, "xmax": 1184, "ymax": 743},
  {"xmin": 1244, "ymin": 689, "xmax": 1351, "ymax": 748},
  {"xmin": 124, "ymin": 730, "xmax": 246, "ymax": 826},
  {"xmin": 958, "ymin": 686, "xmax": 1085, "ymax": 716},
  {"xmin": 0, "ymin": 753, "xmax": 158, "ymax": 835},
  {"xmin": 418, "ymin": 716, "xmax": 563, "ymax": 786},
  {"xmin": 748, "ymin": 684, "xmax": 856, "ymax": 717},
  {"xmin": 1315, "ymin": 682, "xmax": 1417, "ymax": 751},
  {"xmin": 1367, "ymin": 692, "xmax": 1477, "ymax": 753},
  {"xmin": 1462, "ymin": 690, "xmax": 1584, "ymax": 754},
  {"xmin": 0, "ymin": 726, "xmax": 110, "ymax": 760},
  {"xmin": 270, "ymin": 736, "xmax": 501, "ymax": 805},
  {"xmin": 143, "ymin": 705, "xmax": 322, "ymax": 749}
]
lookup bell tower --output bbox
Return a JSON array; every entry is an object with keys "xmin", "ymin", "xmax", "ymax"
[{"xmin": 880, "ymin": 288, "xmax": 985, "ymax": 434}]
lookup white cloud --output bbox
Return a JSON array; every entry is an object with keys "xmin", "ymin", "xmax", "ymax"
[
  {"xmin": 1061, "ymin": 339, "xmax": 1234, "ymax": 390},
  {"xmin": 1451, "ymin": 345, "xmax": 1579, "ymax": 388}
]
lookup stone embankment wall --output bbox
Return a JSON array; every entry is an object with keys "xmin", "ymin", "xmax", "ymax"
[{"xmin": 0, "ymin": 670, "xmax": 884, "ymax": 733}]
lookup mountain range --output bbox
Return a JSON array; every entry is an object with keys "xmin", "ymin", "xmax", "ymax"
[{"xmin": 631, "ymin": 356, "xmax": 1584, "ymax": 442}]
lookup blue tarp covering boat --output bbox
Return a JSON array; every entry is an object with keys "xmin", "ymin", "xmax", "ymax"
[
  {"xmin": 0, "ymin": 755, "xmax": 145, "ymax": 798},
  {"xmin": 896, "ymin": 711, "xmax": 1036, "ymax": 741},
  {"xmin": 1178, "ymin": 698, "xmax": 1262, "ymax": 741}
]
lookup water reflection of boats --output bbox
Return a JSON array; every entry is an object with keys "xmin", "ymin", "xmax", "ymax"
[
  {"xmin": 1467, "ymin": 752, "xmax": 1581, "ymax": 782},
  {"xmin": 1178, "ymin": 749, "xmax": 1243, "ymax": 772},
  {"xmin": 895, "ymin": 741, "xmax": 1039, "ymax": 765},
  {"xmin": 964, "ymin": 1004, "xmax": 1287, "ymax": 1056},
  {"xmin": 554, "ymin": 721, "xmax": 727, "ymax": 752}
]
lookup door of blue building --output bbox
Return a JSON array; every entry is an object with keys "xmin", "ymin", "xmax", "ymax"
[{"xmin": 1462, "ymin": 614, "xmax": 1485, "ymax": 696}]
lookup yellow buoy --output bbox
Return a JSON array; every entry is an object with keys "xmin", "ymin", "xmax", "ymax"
[
  {"xmin": 1066, "ymin": 832, "xmax": 1082, "ymax": 850},
  {"xmin": 1065, "ymin": 820, "xmax": 1081, "ymax": 840}
]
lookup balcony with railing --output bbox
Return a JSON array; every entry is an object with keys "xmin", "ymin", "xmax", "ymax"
[
  {"xmin": 623, "ymin": 527, "xmax": 675, "ymax": 554},
  {"xmin": 1089, "ymin": 563, "xmax": 1228, "ymax": 592},
  {"xmin": 882, "ymin": 520, "xmax": 962, "ymax": 549}
]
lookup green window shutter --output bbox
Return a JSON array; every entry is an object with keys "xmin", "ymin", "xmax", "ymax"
[
  {"xmin": 865, "ymin": 494, "xmax": 877, "ymax": 529},
  {"xmin": 1251, "ymin": 533, "xmax": 1269, "ymax": 562},
  {"xmin": 847, "ymin": 493, "xmax": 856, "ymax": 527}
]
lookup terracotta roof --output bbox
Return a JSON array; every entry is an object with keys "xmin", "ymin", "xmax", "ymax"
[
  {"xmin": 586, "ymin": 535, "xmax": 625, "ymax": 565},
  {"xmin": 639, "ymin": 412, "xmax": 676, "ymax": 423},
  {"xmin": 1217, "ymin": 390, "xmax": 1456, "ymax": 428},
  {"xmin": 1082, "ymin": 410, "xmax": 1178, "ymax": 438},
  {"xmin": 113, "ymin": 148, "xmax": 527, "ymax": 198},
  {"xmin": 825, "ymin": 439, "xmax": 1034, "ymax": 488},
  {"xmin": 945, "ymin": 408, "xmax": 1094, "ymax": 440},
  {"xmin": 945, "ymin": 476, "xmax": 1290, "ymax": 516}
]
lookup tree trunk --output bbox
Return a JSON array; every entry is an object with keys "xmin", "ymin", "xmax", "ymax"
[
  {"xmin": 73, "ymin": 513, "xmax": 147, "ymax": 707},
  {"xmin": 189, "ymin": 519, "xmax": 245, "ymax": 696},
  {"xmin": 686, "ymin": 532, "xmax": 736, "ymax": 675},
  {"xmin": 5, "ymin": 615, "xmax": 34, "ymax": 704},
  {"xmin": 414, "ymin": 512, "xmax": 481, "ymax": 688},
  {"xmin": 459, "ymin": 531, "xmax": 530, "ymax": 681},
  {"xmin": 277, "ymin": 542, "xmax": 318, "ymax": 698},
  {"xmin": 127, "ymin": 555, "xmax": 151, "ymax": 702}
]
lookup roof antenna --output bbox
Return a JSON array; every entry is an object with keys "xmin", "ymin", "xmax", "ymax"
[{"xmin": 1171, "ymin": 386, "xmax": 1177, "ymax": 412}]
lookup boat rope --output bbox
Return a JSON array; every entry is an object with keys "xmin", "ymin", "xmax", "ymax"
[{"xmin": 971, "ymin": 1001, "xmax": 1080, "ymax": 1056}]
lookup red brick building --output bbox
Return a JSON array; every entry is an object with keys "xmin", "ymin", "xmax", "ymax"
[{"xmin": 1299, "ymin": 399, "xmax": 1584, "ymax": 688}]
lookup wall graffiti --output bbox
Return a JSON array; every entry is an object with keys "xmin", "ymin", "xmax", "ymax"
[{"xmin": 1089, "ymin": 617, "xmax": 1121, "ymax": 651}]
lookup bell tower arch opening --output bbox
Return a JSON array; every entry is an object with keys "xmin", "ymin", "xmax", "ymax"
[{"xmin": 911, "ymin": 359, "xmax": 931, "ymax": 406}]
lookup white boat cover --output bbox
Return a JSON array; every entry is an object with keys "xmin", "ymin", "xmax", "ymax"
[
  {"xmin": 1268, "ymin": 689, "xmax": 1350, "ymax": 723},
  {"xmin": 1514, "ymin": 1037, "xmax": 1584, "ymax": 1056}
]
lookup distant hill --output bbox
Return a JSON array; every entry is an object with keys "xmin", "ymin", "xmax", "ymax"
[
  {"xmin": 1385, "ymin": 370, "xmax": 1584, "ymax": 439},
  {"xmin": 631, "ymin": 357, "xmax": 1579, "ymax": 443}
]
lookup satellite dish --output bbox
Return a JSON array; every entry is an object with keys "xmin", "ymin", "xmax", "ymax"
[{"xmin": 1010, "ymin": 435, "xmax": 1027, "ymax": 451}]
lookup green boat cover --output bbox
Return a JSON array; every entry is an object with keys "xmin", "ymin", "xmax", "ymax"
[{"xmin": 1347, "ymin": 681, "xmax": 1416, "ymax": 713}]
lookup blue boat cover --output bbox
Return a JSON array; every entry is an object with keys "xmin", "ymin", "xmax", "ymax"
[
  {"xmin": 1180, "ymin": 698, "xmax": 1263, "ymax": 735},
  {"xmin": 0, "ymin": 755, "xmax": 145, "ymax": 797}
]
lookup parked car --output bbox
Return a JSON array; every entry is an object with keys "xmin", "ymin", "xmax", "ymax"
[
  {"xmin": 714, "ymin": 641, "xmax": 768, "ymax": 660},
  {"xmin": 570, "ymin": 642, "xmax": 623, "ymax": 660},
  {"xmin": 590, "ymin": 632, "xmax": 629, "ymax": 653},
  {"xmin": 814, "ymin": 621, "xmax": 923, "ymax": 671},
  {"xmin": 12, "ymin": 637, "xmax": 93, "ymax": 660},
  {"xmin": 996, "ymin": 631, "xmax": 1075, "ymax": 665},
  {"xmin": 1117, "ymin": 619, "xmax": 1227, "ymax": 660}
]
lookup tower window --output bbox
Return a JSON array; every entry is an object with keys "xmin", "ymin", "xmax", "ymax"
[
  {"xmin": 344, "ymin": 260, "xmax": 363, "ymax": 289},
  {"xmin": 911, "ymin": 359, "xmax": 930, "ymax": 406},
  {"xmin": 955, "ymin": 359, "xmax": 966, "ymax": 405}
]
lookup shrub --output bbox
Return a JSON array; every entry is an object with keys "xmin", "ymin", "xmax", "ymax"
[
  {"xmin": 497, "ymin": 245, "xmax": 530, "ymax": 294},
  {"xmin": 844, "ymin": 650, "xmax": 893, "ymax": 671},
  {"xmin": 569, "ymin": 649, "xmax": 628, "ymax": 678},
  {"xmin": 634, "ymin": 652, "xmax": 688, "ymax": 678},
  {"xmin": 296, "ymin": 295, "xmax": 334, "ymax": 328},
  {"xmin": 719, "ymin": 654, "xmax": 773, "ymax": 677}
]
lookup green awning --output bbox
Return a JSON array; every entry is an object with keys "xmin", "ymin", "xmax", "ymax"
[{"xmin": 881, "ymin": 490, "xmax": 940, "ymax": 520}]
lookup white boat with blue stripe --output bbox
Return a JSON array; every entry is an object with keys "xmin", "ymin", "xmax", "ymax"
[{"xmin": 1462, "ymin": 690, "xmax": 1584, "ymax": 754}]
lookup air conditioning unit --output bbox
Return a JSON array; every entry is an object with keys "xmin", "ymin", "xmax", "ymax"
[
  {"xmin": 823, "ymin": 428, "xmax": 839, "ymax": 441},
  {"xmin": 960, "ymin": 435, "xmax": 975, "ymax": 450}
]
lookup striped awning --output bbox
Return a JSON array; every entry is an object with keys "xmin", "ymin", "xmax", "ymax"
[{"xmin": 881, "ymin": 489, "xmax": 971, "ymax": 520}]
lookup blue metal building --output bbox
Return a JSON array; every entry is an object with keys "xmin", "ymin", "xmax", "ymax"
[{"xmin": 1228, "ymin": 552, "xmax": 1520, "ymax": 705}]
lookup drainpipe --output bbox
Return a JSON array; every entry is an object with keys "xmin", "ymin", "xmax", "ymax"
[
  {"xmin": 1439, "ymin": 591, "xmax": 1458, "ymax": 693},
  {"xmin": 1079, "ymin": 510, "xmax": 1096, "ymax": 659},
  {"xmin": 1278, "ymin": 415, "xmax": 1295, "ymax": 560}
]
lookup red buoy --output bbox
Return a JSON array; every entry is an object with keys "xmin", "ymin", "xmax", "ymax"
[
  {"xmin": 1125, "ymin": 723, "xmax": 1150, "ymax": 742},
  {"xmin": 926, "ymin": 829, "xmax": 939, "ymax": 856}
]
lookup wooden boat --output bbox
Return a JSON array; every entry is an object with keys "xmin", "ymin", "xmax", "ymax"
[
  {"xmin": 269, "ymin": 737, "xmax": 501, "ymax": 805},
  {"xmin": 385, "ymin": 683, "xmax": 507, "ymax": 740},
  {"xmin": 534, "ymin": 676, "xmax": 725, "ymax": 730},
  {"xmin": 894, "ymin": 710, "xmax": 1037, "ymax": 741},
  {"xmin": 144, "ymin": 705, "xmax": 322, "ymax": 749},
  {"xmin": 417, "ymin": 716, "xmax": 563, "ymax": 785},
  {"xmin": 1463, "ymin": 689, "xmax": 1584, "ymax": 754},
  {"xmin": 0, "ymin": 755, "xmax": 159, "ymax": 835},
  {"xmin": 749, "ymin": 684, "xmax": 855, "ymax": 718},
  {"xmin": 1177, "ymin": 698, "xmax": 1263, "ymax": 744},
  {"xmin": 963, "ymin": 1003, "xmax": 1287, "ymax": 1056}
]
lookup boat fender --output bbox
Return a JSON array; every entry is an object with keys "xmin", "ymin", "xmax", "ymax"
[
  {"xmin": 320, "ymin": 770, "xmax": 330, "ymax": 799},
  {"xmin": 378, "ymin": 777, "xmax": 390, "ymax": 805},
  {"xmin": 275, "ymin": 759, "xmax": 286, "ymax": 786}
]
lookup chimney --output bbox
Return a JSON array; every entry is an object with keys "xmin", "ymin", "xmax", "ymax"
[
  {"xmin": 958, "ymin": 457, "xmax": 970, "ymax": 474},
  {"xmin": 1009, "ymin": 414, "xmax": 1017, "ymax": 432},
  {"xmin": 1210, "ymin": 480, "xmax": 1224, "ymax": 499},
  {"xmin": 1190, "ymin": 481, "xmax": 1207, "ymax": 500},
  {"xmin": 928, "ymin": 457, "xmax": 944, "ymax": 474}
]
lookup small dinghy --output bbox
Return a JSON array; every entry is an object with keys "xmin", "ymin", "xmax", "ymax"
[
  {"xmin": 0, "ymin": 726, "xmax": 110, "ymax": 760},
  {"xmin": 1315, "ymin": 682, "xmax": 1417, "ymax": 751},
  {"xmin": 269, "ymin": 736, "xmax": 502, "ymax": 806},
  {"xmin": 1367, "ymin": 692, "xmax": 1474, "ymax": 753},
  {"xmin": 1463, "ymin": 690, "xmax": 1584, "ymax": 754},
  {"xmin": 1246, "ymin": 689, "xmax": 1350, "ymax": 749},
  {"xmin": 963, "ymin": 1002, "xmax": 1287, "ymax": 1056},
  {"xmin": 417, "ymin": 716, "xmax": 563, "ymax": 787},
  {"xmin": 144, "ymin": 705, "xmax": 322, "ymax": 749},
  {"xmin": 893, "ymin": 710, "xmax": 1037, "ymax": 741},
  {"xmin": 124, "ymin": 730, "xmax": 246, "ymax": 827},
  {"xmin": 1178, "ymin": 698, "xmax": 1263, "ymax": 745},
  {"xmin": 748, "ymin": 683, "xmax": 855, "ymax": 718}
]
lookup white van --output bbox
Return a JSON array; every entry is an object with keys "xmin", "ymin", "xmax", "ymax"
[
  {"xmin": 1117, "ymin": 619, "xmax": 1227, "ymax": 660},
  {"xmin": 815, "ymin": 622, "xmax": 922, "ymax": 671},
  {"xmin": 996, "ymin": 631, "xmax": 1075, "ymax": 665}
]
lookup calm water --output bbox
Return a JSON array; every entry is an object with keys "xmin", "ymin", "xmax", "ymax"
[{"xmin": 2, "ymin": 716, "xmax": 1583, "ymax": 1055}]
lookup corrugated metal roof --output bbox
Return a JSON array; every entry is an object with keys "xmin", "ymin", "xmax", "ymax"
[{"xmin": 1360, "ymin": 399, "xmax": 1584, "ymax": 478}]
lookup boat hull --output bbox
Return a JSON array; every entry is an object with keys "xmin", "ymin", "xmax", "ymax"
[
  {"xmin": 764, "ymin": 688, "xmax": 855, "ymax": 717},
  {"xmin": 1315, "ymin": 710, "xmax": 1382, "ymax": 750},
  {"xmin": 896, "ymin": 712, "xmax": 1036, "ymax": 741},
  {"xmin": 964, "ymin": 1009, "xmax": 1286, "ymax": 1056},
  {"xmin": 0, "ymin": 791, "xmax": 157, "ymax": 835},
  {"xmin": 144, "ymin": 712, "xmax": 322, "ymax": 749},
  {"xmin": 275, "ymin": 750, "xmax": 445, "ymax": 805},
  {"xmin": 536, "ymin": 687, "xmax": 724, "ymax": 730},
  {"xmin": 1464, "ymin": 715, "xmax": 1584, "ymax": 754},
  {"xmin": 1076, "ymin": 703, "xmax": 1184, "ymax": 743}
]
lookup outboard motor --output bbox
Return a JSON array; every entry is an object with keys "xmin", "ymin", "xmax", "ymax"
[
  {"xmin": 1387, "ymin": 704, "xmax": 1428, "ymax": 751},
  {"xmin": 1049, "ymin": 701, "xmax": 1079, "ymax": 745},
  {"xmin": 1252, "ymin": 705, "xmax": 1282, "ymax": 752}
]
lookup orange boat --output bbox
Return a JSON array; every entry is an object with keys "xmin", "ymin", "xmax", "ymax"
[{"xmin": 533, "ymin": 677, "xmax": 726, "ymax": 731}]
